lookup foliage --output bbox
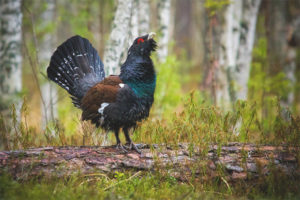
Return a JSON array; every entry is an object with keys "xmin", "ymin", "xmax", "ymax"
[
  {"xmin": 152, "ymin": 55, "xmax": 183, "ymax": 118},
  {"xmin": 204, "ymin": 0, "xmax": 230, "ymax": 16},
  {"xmin": 1, "ymin": 168, "xmax": 300, "ymax": 200}
]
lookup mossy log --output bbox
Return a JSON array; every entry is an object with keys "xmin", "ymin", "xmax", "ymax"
[{"xmin": 0, "ymin": 143, "xmax": 299, "ymax": 181}]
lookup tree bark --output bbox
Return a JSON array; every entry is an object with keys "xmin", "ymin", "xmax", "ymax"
[
  {"xmin": 126, "ymin": 0, "xmax": 150, "ymax": 52},
  {"xmin": 216, "ymin": 0, "xmax": 261, "ymax": 108},
  {"xmin": 38, "ymin": 0, "xmax": 58, "ymax": 127},
  {"xmin": 103, "ymin": 0, "xmax": 134, "ymax": 75},
  {"xmin": 264, "ymin": 0, "xmax": 299, "ymax": 117},
  {"xmin": 0, "ymin": 0, "xmax": 23, "ymax": 113},
  {"xmin": 157, "ymin": 0, "xmax": 172, "ymax": 62},
  {"xmin": 0, "ymin": 143, "xmax": 298, "ymax": 181},
  {"xmin": 129, "ymin": 0, "xmax": 150, "ymax": 38}
]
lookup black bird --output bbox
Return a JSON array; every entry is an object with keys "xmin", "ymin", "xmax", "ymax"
[{"xmin": 47, "ymin": 33, "xmax": 157, "ymax": 153}]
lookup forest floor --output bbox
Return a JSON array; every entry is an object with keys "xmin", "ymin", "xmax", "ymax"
[
  {"xmin": 1, "ymin": 93, "xmax": 300, "ymax": 199},
  {"xmin": 1, "ymin": 143, "xmax": 300, "ymax": 199}
]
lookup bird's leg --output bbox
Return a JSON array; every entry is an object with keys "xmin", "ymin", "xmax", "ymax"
[
  {"xmin": 123, "ymin": 127, "xmax": 141, "ymax": 154},
  {"xmin": 114, "ymin": 129, "xmax": 127, "ymax": 153}
]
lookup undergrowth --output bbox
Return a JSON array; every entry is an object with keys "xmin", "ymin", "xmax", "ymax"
[
  {"xmin": 1, "ymin": 90, "xmax": 299, "ymax": 151},
  {"xmin": 0, "ymin": 55, "xmax": 300, "ymax": 199},
  {"xmin": 1, "ymin": 169, "xmax": 300, "ymax": 200}
]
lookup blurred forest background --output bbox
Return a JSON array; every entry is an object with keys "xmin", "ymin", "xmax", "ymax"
[
  {"xmin": 1, "ymin": 0, "xmax": 300, "ymax": 199},
  {"xmin": 1, "ymin": 0, "xmax": 300, "ymax": 150}
]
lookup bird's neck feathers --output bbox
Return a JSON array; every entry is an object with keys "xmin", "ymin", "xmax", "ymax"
[{"xmin": 120, "ymin": 56, "xmax": 156, "ymax": 98}]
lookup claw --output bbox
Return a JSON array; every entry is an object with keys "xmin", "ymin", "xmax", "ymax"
[
  {"xmin": 125, "ymin": 142, "xmax": 141, "ymax": 154},
  {"xmin": 116, "ymin": 143, "xmax": 128, "ymax": 153}
]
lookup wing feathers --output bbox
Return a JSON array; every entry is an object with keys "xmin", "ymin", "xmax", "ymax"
[{"xmin": 81, "ymin": 76, "xmax": 123, "ymax": 122}]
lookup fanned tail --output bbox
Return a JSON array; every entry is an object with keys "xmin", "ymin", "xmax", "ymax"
[{"xmin": 47, "ymin": 35, "xmax": 105, "ymax": 107}]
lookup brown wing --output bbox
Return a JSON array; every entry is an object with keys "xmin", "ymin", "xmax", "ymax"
[{"xmin": 81, "ymin": 75, "xmax": 123, "ymax": 121}]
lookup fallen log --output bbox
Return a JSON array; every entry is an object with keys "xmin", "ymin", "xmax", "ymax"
[{"xmin": 0, "ymin": 143, "xmax": 299, "ymax": 181}]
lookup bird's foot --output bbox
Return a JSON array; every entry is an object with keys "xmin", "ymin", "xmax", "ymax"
[
  {"xmin": 116, "ymin": 143, "xmax": 128, "ymax": 153},
  {"xmin": 125, "ymin": 142, "xmax": 141, "ymax": 154}
]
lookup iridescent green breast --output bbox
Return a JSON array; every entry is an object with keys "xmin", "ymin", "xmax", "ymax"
[{"xmin": 126, "ymin": 76, "xmax": 156, "ymax": 98}]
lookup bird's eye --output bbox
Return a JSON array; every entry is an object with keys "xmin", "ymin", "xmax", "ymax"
[{"xmin": 137, "ymin": 38, "xmax": 144, "ymax": 44}]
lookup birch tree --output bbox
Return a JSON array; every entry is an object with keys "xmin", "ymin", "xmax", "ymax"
[
  {"xmin": 128, "ymin": 0, "xmax": 150, "ymax": 46},
  {"xmin": 103, "ymin": 0, "xmax": 134, "ymax": 75},
  {"xmin": 38, "ymin": 0, "xmax": 57, "ymax": 127},
  {"xmin": 0, "ymin": 0, "xmax": 23, "ymax": 115},
  {"xmin": 157, "ymin": 0, "xmax": 172, "ymax": 62},
  {"xmin": 216, "ymin": 0, "xmax": 261, "ymax": 108}
]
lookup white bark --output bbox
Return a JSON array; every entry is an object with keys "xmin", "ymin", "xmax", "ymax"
[
  {"xmin": 235, "ymin": 0, "xmax": 261, "ymax": 100},
  {"xmin": 129, "ymin": 0, "xmax": 150, "ymax": 38},
  {"xmin": 126, "ymin": 0, "xmax": 150, "ymax": 61},
  {"xmin": 216, "ymin": 0, "xmax": 242, "ymax": 108},
  {"xmin": 103, "ymin": 0, "xmax": 134, "ymax": 75},
  {"xmin": 38, "ymin": 0, "xmax": 58, "ymax": 127},
  {"xmin": 216, "ymin": 0, "xmax": 261, "ymax": 108},
  {"xmin": 157, "ymin": 0, "xmax": 171, "ymax": 62},
  {"xmin": 137, "ymin": 0, "xmax": 150, "ymax": 35},
  {"xmin": 0, "ymin": 0, "xmax": 22, "ymax": 112}
]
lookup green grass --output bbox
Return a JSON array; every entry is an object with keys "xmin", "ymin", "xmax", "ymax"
[{"xmin": 1, "ymin": 170, "xmax": 300, "ymax": 200}]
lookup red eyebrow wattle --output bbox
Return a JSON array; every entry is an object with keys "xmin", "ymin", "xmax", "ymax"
[{"xmin": 137, "ymin": 38, "xmax": 144, "ymax": 44}]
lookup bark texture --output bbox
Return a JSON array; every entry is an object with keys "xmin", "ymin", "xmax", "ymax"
[
  {"xmin": 0, "ymin": 143, "xmax": 299, "ymax": 181},
  {"xmin": 127, "ymin": 0, "xmax": 150, "ymax": 56},
  {"xmin": 216, "ymin": 0, "xmax": 261, "ymax": 108},
  {"xmin": 157, "ymin": 0, "xmax": 172, "ymax": 62},
  {"xmin": 265, "ymin": 0, "xmax": 300, "ymax": 109},
  {"xmin": 0, "ymin": 0, "xmax": 23, "ymax": 112},
  {"xmin": 39, "ymin": 0, "xmax": 58, "ymax": 127},
  {"xmin": 103, "ymin": 0, "xmax": 134, "ymax": 75}
]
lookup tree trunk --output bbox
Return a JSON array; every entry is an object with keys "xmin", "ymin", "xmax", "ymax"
[
  {"xmin": 103, "ymin": 0, "xmax": 134, "ymax": 75},
  {"xmin": 39, "ymin": 0, "xmax": 58, "ymax": 127},
  {"xmin": 0, "ymin": 143, "xmax": 298, "ymax": 181},
  {"xmin": 157, "ymin": 0, "xmax": 172, "ymax": 62},
  {"xmin": 288, "ymin": 10, "xmax": 300, "ymax": 114},
  {"xmin": 128, "ymin": 0, "xmax": 150, "ymax": 40},
  {"xmin": 235, "ymin": 0, "xmax": 261, "ymax": 100},
  {"xmin": 0, "ymin": 0, "xmax": 23, "ymax": 114},
  {"xmin": 216, "ymin": 0, "xmax": 261, "ymax": 108},
  {"xmin": 264, "ymin": 0, "xmax": 299, "ymax": 118},
  {"xmin": 137, "ymin": 0, "xmax": 150, "ymax": 35}
]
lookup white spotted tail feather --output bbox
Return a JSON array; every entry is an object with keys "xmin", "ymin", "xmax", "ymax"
[{"xmin": 47, "ymin": 35, "xmax": 105, "ymax": 107}]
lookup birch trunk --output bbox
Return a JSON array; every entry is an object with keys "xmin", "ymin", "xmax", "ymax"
[
  {"xmin": 0, "ymin": 0, "xmax": 23, "ymax": 114},
  {"xmin": 137, "ymin": 0, "xmax": 150, "ymax": 35},
  {"xmin": 126, "ymin": 0, "xmax": 150, "ymax": 62},
  {"xmin": 235, "ymin": 0, "xmax": 261, "ymax": 100},
  {"xmin": 216, "ymin": 0, "xmax": 243, "ymax": 109},
  {"xmin": 129, "ymin": 0, "xmax": 150, "ymax": 39},
  {"xmin": 157, "ymin": 0, "xmax": 172, "ymax": 62},
  {"xmin": 39, "ymin": 0, "xmax": 57, "ymax": 127},
  {"xmin": 216, "ymin": 0, "xmax": 261, "ymax": 109},
  {"xmin": 103, "ymin": 0, "xmax": 134, "ymax": 75}
]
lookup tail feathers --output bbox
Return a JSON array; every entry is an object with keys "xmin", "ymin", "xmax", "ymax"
[{"xmin": 47, "ymin": 35, "xmax": 105, "ymax": 107}]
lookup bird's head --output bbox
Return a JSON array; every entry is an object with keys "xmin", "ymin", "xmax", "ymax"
[{"xmin": 128, "ymin": 32, "xmax": 157, "ymax": 56}]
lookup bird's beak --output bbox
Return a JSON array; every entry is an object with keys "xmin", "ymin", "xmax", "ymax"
[{"xmin": 147, "ymin": 32, "xmax": 156, "ymax": 40}]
